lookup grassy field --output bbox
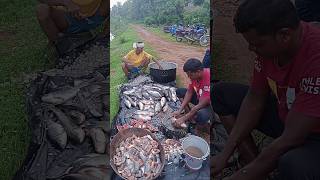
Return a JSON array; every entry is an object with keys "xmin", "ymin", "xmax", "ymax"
[
  {"xmin": 0, "ymin": 0, "xmax": 55, "ymax": 179},
  {"xmin": 110, "ymin": 25, "xmax": 158, "ymax": 121}
]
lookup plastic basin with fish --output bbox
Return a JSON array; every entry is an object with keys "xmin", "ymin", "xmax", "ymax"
[
  {"xmin": 110, "ymin": 128, "xmax": 165, "ymax": 179},
  {"xmin": 181, "ymin": 135, "xmax": 210, "ymax": 170},
  {"xmin": 149, "ymin": 61, "xmax": 177, "ymax": 83}
]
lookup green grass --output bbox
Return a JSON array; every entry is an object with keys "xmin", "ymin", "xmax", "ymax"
[
  {"xmin": 110, "ymin": 24, "xmax": 158, "ymax": 121},
  {"xmin": 0, "ymin": 0, "xmax": 55, "ymax": 178}
]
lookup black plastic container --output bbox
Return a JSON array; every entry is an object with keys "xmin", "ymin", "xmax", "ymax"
[{"xmin": 149, "ymin": 61, "xmax": 177, "ymax": 84}]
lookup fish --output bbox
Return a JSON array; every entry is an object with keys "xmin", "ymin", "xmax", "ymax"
[
  {"xmin": 124, "ymin": 95, "xmax": 136, "ymax": 107},
  {"xmin": 135, "ymin": 110, "xmax": 155, "ymax": 116},
  {"xmin": 114, "ymin": 135, "xmax": 162, "ymax": 179},
  {"xmin": 133, "ymin": 114, "xmax": 151, "ymax": 121},
  {"xmin": 41, "ymin": 86, "xmax": 80, "ymax": 105},
  {"xmin": 89, "ymin": 128, "xmax": 106, "ymax": 154},
  {"xmin": 46, "ymin": 119, "xmax": 67, "ymax": 149},
  {"xmin": 155, "ymin": 102, "xmax": 161, "ymax": 113},
  {"xmin": 142, "ymin": 92, "xmax": 151, "ymax": 99},
  {"xmin": 170, "ymin": 87, "xmax": 177, "ymax": 102},
  {"xmin": 140, "ymin": 100, "xmax": 154, "ymax": 105},
  {"xmin": 123, "ymin": 88, "xmax": 136, "ymax": 95},
  {"xmin": 162, "ymin": 103, "xmax": 168, "ymax": 112},
  {"xmin": 124, "ymin": 98, "xmax": 131, "ymax": 109},
  {"xmin": 69, "ymin": 110, "xmax": 86, "ymax": 125},
  {"xmin": 160, "ymin": 97, "xmax": 166, "ymax": 107},
  {"xmin": 48, "ymin": 106, "xmax": 85, "ymax": 144},
  {"xmin": 86, "ymin": 120, "xmax": 110, "ymax": 134},
  {"xmin": 147, "ymin": 90, "xmax": 162, "ymax": 98},
  {"xmin": 138, "ymin": 101, "xmax": 144, "ymax": 110}
]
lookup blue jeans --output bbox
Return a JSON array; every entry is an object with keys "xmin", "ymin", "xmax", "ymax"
[{"xmin": 64, "ymin": 11, "xmax": 106, "ymax": 34}]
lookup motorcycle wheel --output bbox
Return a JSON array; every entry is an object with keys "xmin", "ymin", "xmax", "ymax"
[
  {"xmin": 199, "ymin": 35, "xmax": 210, "ymax": 46},
  {"xmin": 176, "ymin": 36, "xmax": 183, "ymax": 42}
]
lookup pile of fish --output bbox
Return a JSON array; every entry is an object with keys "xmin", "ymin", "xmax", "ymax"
[
  {"xmin": 117, "ymin": 119, "xmax": 158, "ymax": 133},
  {"xmin": 40, "ymin": 71, "xmax": 109, "ymax": 154},
  {"xmin": 121, "ymin": 81, "xmax": 178, "ymax": 121},
  {"xmin": 113, "ymin": 135, "xmax": 163, "ymax": 179},
  {"xmin": 161, "ymin": 139, "xmax": 184, "ymax": 164}
]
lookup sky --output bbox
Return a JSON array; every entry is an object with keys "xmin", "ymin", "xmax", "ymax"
[{"xmin": 110, "ymin": 0, "xmax": 127, "ymax": 8}]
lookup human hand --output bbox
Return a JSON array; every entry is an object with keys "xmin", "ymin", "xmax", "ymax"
[
  {"xmin": 172, "ymin": 117, "xmax": 187, "ymax": 128},
  {"xmin": 172, "ymin": 110, "xmax": 181, "ymax": 118}
]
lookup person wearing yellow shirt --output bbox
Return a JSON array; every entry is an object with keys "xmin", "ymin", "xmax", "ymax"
[
  {"xmin": 122, "ymin": 42, "xmax": 162, "ymax": 79},
  {"xmin": 36, "ymin": 0, "xmax": 107, "ymax": 44}
]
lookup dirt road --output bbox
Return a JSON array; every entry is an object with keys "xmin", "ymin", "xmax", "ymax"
[
  {"xmin": 133, "ymin": 25, "xmax": 207, "ymax": 87},
  {"xmin": 213, "ymin": 0, "xmax": 256, "ymax": 84}
]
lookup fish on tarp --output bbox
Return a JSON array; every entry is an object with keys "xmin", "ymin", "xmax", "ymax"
[
  {"xmin": 138, "ymin": 101, "xmax": 144, "ymax": 110},
  {"xmin": 170, "ymin": 87, "xmax": 177, "ymax": 102},
  {"xmin": 135, "ymin": 110, "xmax": 155, "ymax": 116},
  {"xmin": 124, "ymin": 95, "xmax": 136, "ymax": 107},
  {"xmin": 48, "ymin": 106, "xmax": 85, "ymax": 144},
  {"xmin": 142, "ymin": 91, "xmax": 151, "ymax": 99},
  {"xmin": 147, "ymin": 90, "xmax": 162, "ymax": 98},
  {"xmin": 46, "ymin": 119, "xmax": 67, "ymax": 149},
  {"xmin": 41, "ymin": 86, "xmax": 80, "ymax": 105},
  {"xmin": 160, "ymin": 97, "xmax": 166, "ymax": 107},
  {"xmin": 154, "ymin": 102, "xmax": 161, "ymax": 113},
  {"xmin": 123, "ymin": 97, "xmax": 131, "ymax": 108},
  {"xmin": 68, "ymin": 110, "xmax": 86, "ymax": 125},
  {"xmin": 133, "ymin": 114, "xmax": 152, "ymax": 121},
  {"xmin": 86, "ymin": 120, "xmax": 110, "ymax": 134},
  {"xmin": 89, "ymin": 128, "xmax": 106, "ymax": 154}
]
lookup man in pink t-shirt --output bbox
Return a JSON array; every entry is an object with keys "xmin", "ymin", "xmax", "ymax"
[
  {"xmin": 211, "ymin": 0, "xmax": 320, "ymax": 179},
  {"xmin": 172, "ymin": 58, "xmax": 212, "ymax": 138}
]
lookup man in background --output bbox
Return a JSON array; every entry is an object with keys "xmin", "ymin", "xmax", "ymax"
[{"xmin": 122, "ymin": 42, "xmax": 162, "ymax": 79}]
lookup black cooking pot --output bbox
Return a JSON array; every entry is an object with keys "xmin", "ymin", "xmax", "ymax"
[{"xmin": 149, "ymin": 61, "xmax": 177, "ymax": 83}]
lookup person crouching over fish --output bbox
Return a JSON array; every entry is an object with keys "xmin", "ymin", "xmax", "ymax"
[
  {"xmin": 122, "ymin": 41, "xmax": 162, "ymax": 79},
  {"xmin": 172, "ymin": 58, "xmax": 212, "ymax": 141}
]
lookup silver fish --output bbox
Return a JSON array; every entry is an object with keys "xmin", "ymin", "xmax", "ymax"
[
  {"xmin": 133, "ymin": 115, "xmax": 151, "ymax": 121},
  {"xmin": 123, "ymin": 88, "xmax": 135, "ymax": 95},
  {"xmin": 46, "ymin": 119, "xmax": 67, "ymax": 149},
  {"xmin": 124, "ymin": 95, "xmax": 136, "ymax": 107},
  {"xmin": 48, "ymin": 106, "xmax": 85, "ymax": 144},
  {"xmin": 147, "ymin": 90, "xmax": 162, "ymax": 98},
  {"xmin": 138, "ymin": 101, "xmax": 144, "ymax": 110},
  {"xmin": 160, "ymin": 97, "xmax": 166, "ymax": 107},
  {"xmin": 141, "ymin": 100, "xmax": 154, "ymax": 105},
  {"xmin": 170, "ymin": 87, "xmax": 177, "ymax": 102},
  {"xmin": 123, "ymin": 98, "xmax": 131, "ymax": 109},
  {"xmin": 162, "ymin": 103, "xmax": 169, "ymax": 112},
  {"xmin": 89, "ymin": 128, "xmax": 106, "ymax": 154},
  {"xmin": 135, "ymin": 110, "xmax": 155, "ymax": 116},
  {"xmin": 155, "ymin": 102, "xmax": 161, "ymax": 113},
  {"xmin": 142, "ymin": 91, "xmax": 151, "ymax": 99}
]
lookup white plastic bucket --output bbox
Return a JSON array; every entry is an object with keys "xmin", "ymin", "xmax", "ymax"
[{"xmin": 181, "ymin": 135, "xmax": 210, "ymax": 170}]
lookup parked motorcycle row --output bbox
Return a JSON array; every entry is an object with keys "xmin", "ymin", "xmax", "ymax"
[{"xmin": 163, "ymin": 24, "xmax": 210, "ymax": 47}]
